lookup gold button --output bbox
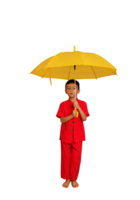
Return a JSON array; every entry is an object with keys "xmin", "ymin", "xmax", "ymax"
[
  {"xmin": 70, "ymin": 129, "xmax": 73, "ymax": 132},
  {"xmin": 74, "ymin": 128, "xmax": 77, "ymax": 131}
]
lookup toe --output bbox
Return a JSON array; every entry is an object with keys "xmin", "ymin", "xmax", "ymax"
[{"xmin": 73, "ymin": 184, "xmax": 80, "ymax": 190}]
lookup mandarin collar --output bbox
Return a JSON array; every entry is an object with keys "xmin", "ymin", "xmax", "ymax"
[{"xmin": 68, "ymin": 97, "xmax": 78, "ymax": 104}]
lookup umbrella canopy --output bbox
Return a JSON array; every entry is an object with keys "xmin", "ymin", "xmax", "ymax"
[{"xmin": 29, "ymin": 46, "xmax": 117, "ymax": 85}]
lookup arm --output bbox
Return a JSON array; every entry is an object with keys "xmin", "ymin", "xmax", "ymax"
[
  {"xmin": 78, "ymin": 106, "xmax": 87, "ymax": 121},
  {"xmin": 60, "ymin": 114, "xmax": 73, "ymax": 123}
]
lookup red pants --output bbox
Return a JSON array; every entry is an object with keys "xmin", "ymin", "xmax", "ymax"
[{"xmin": 60, "ymin": 135, "xmax": 83, "ymax": 181}]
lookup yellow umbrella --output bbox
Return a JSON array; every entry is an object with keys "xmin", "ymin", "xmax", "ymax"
[{"xmin": 29, "ymin": 46, "xmax": 118, "ymax": 117}]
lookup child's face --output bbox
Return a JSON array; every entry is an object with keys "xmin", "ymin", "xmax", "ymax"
[{"xmin": 65, "ymin": 83, "xmax": 80, "ymax": 98}]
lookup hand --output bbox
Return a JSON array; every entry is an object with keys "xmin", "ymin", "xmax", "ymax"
[
  {"xmin": 73, "ymin": 100, "xmax": 80, "ymax": 109},
  {"xmin": 72, "ymin": 110, "xmax": 77, "ymax": 117}
]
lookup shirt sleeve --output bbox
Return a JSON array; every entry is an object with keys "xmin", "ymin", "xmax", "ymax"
[
  {"xmin": 56, "ymin": 103, "xmax": 65, "ymax": 118},
  {"xmin": 82, "ymin": 102, "xmax": 90, "ymax": 117}
]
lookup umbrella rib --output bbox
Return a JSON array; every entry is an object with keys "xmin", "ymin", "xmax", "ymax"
[
  {"xmin": 79, "ymin": 51, "xmax": 85, "ymax": 66},
  {"xmin": 90, "ymin": 66, "xmax": 97, "ymax": 79},
  {"xmin": 42, "ymin": 68, "xmax": 50, "ymax": 80}
]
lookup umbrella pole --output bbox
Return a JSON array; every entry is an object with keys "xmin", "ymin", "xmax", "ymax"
[
  {"xmin": 74, "ymin": 65, "xmax": 78, "ymax": 117},
  {"xmin": 74, "ymin": 65, "xmax": 76, "ymax": 100}
]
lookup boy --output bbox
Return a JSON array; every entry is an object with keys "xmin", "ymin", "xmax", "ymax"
[{"xmin": 56, "ymin": 79, "xmax": 90, "ymax": 188}]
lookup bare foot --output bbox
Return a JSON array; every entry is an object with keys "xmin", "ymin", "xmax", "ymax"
[
  {"xmin": 62, "ymin": 179, "xmax": 71, "ymax": 188},
  {"xmin": 71, "ymin": 180, "xmax": 79, "ymax": 188}
]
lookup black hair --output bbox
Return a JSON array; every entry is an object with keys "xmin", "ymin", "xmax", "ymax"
[{"xmin": 65, "ymin": 79, "xmax": 80, "ymax": 90}]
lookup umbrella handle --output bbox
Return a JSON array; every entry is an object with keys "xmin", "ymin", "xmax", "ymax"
[{"xmin": 75, "ymin": 107, "xmax": 78, "ymax": 117}]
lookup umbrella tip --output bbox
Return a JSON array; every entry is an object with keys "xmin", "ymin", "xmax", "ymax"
[
  {"xmin": 28, "ymin": 72, "xmax": 31, "ymax": 77},
  {"xmin": 72, "ymin": 43, "xmax": 77, "ymax": 51}
]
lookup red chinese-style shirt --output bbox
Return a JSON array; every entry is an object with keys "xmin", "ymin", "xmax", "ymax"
[{"xmin": 56, "ymin": 97, "xmax": 90, "ymax": 143}]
